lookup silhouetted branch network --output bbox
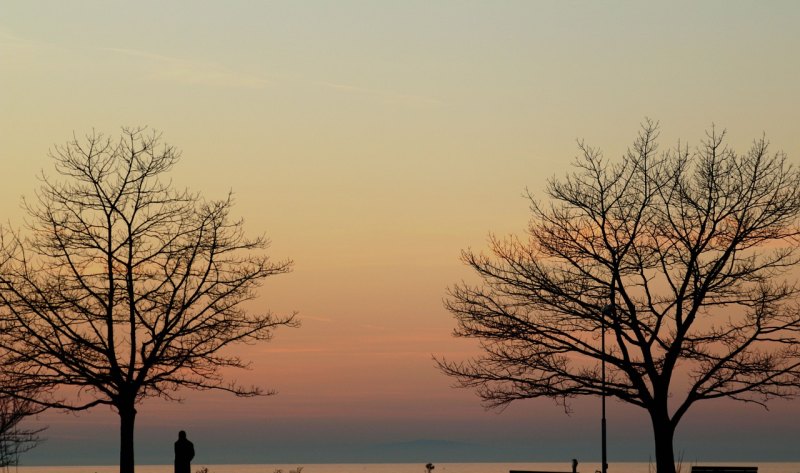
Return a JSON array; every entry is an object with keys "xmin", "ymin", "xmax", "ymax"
[
  {"xmin": 0, "ymin": 127, "xmax": 296, "ymax": 473},
  {"xmin": 0, "ymin": 393, "xmax": 44, "ymax": 468},
  {"xmin": 438, "ymin": 120, "xmax": 800, "ymax": 473}
]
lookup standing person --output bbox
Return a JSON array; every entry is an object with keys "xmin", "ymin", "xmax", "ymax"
[{"xmin": 174, "ymin": 430, "xmax": 195, "ymax": 473}]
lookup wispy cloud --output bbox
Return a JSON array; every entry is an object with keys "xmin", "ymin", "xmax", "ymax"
[
  {"xmin": 0, "ymin": 28, "xmax": 55, "ymax": 69},
  {"xmin": 2, "ymin": 28, "xmax": 441, "ymax": 105},
  {"xmin": 0, "ymin": 31, "xmax": 268, "ymax": 90},
  {"xmin": 103, "ymin": 47, "xmax": 441, "ymax": 105},
  {"xmin": 102, "ymin": 47, "xmax": 270, "ymax": 89}
]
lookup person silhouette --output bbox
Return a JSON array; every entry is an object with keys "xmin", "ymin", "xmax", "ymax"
[{"xmin": 174, "ymin": 430, "xmax": 195, "ymax": 473}]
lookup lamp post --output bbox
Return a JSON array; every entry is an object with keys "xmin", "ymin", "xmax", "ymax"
[
  {"xmin": 600, "ymin": 281, "xmax": 615, "ymax": 473},
  {"xmin": 600, "ymin": 305, "xmax": 608, "ymax": 473}
]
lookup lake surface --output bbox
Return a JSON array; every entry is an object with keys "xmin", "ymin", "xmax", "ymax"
[{"xmin": 13, "ymin": 463, "xmax": 800, "ymax": 473}]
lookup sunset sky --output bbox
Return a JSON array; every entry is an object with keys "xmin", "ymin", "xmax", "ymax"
[{"xmin": 2, "ymin": 0, "xmax": 800, "ymax": 466}]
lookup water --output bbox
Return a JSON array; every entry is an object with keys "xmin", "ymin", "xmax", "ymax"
[{"xmin": 10, "ymin": 463, "xmax": 800, "ymax": 473}]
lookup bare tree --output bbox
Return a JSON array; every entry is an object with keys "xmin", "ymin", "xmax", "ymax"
[
  {"xmin": 0, "ymin": 128, "xmax": 296, "ymax": 473},
  {"xmin": 0, "ymin": 370, "xmax": 44, "ymax": 470},
  {"xmin": 438, "ymin": 121, "xmax": 800, "ymax": 473},
  {"xmin": 0, "ymin": 391, "xmax": 44, "ymax": 470}
]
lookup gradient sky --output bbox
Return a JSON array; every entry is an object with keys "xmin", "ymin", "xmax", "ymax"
[{"xmin": 2, "ymin": 0, "xmax": 800, "ymax": 466}]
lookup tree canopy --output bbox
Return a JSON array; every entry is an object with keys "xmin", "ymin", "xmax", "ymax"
[
  {"xmin": 439, "ymin": 121, "xmax": 800, "ymax": 473},
  {"xmin": 0, "ymin": 128, "xmax": 296, "ymax": 473}
]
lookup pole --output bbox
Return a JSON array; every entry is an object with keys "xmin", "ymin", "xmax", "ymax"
[
  {"xmin": 601, "ymin": 279, "xmax": 615, "ymax": 473},
  {"xmin": 601, "ymin": 311, "xmax": 607, "ymax": 473}
]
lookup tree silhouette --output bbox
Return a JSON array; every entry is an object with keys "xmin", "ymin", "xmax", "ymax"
[
  {"xmin": 0, "ymin": 128, "xmax": 296, "ymax": 473},
  {"xmin": 0, "ymin": 388, "xmax": 44, "ymax": 469},
  {"xmin": 438, "ymin": 121, "xmax": 800, "ymax": 473}
]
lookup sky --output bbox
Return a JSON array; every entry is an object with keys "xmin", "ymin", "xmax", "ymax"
[{"xmin": 2, "ymin": 0, "xmax": 800, "ymax": 467}]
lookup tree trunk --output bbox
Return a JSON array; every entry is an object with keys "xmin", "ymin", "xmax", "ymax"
[
  {"xmin": 118, "ymin": 403, "xmax": 137, "ymax": 473},
  {"xmin": 650, "ymin": 410, "xmax": 677, "ymax": 473}
]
